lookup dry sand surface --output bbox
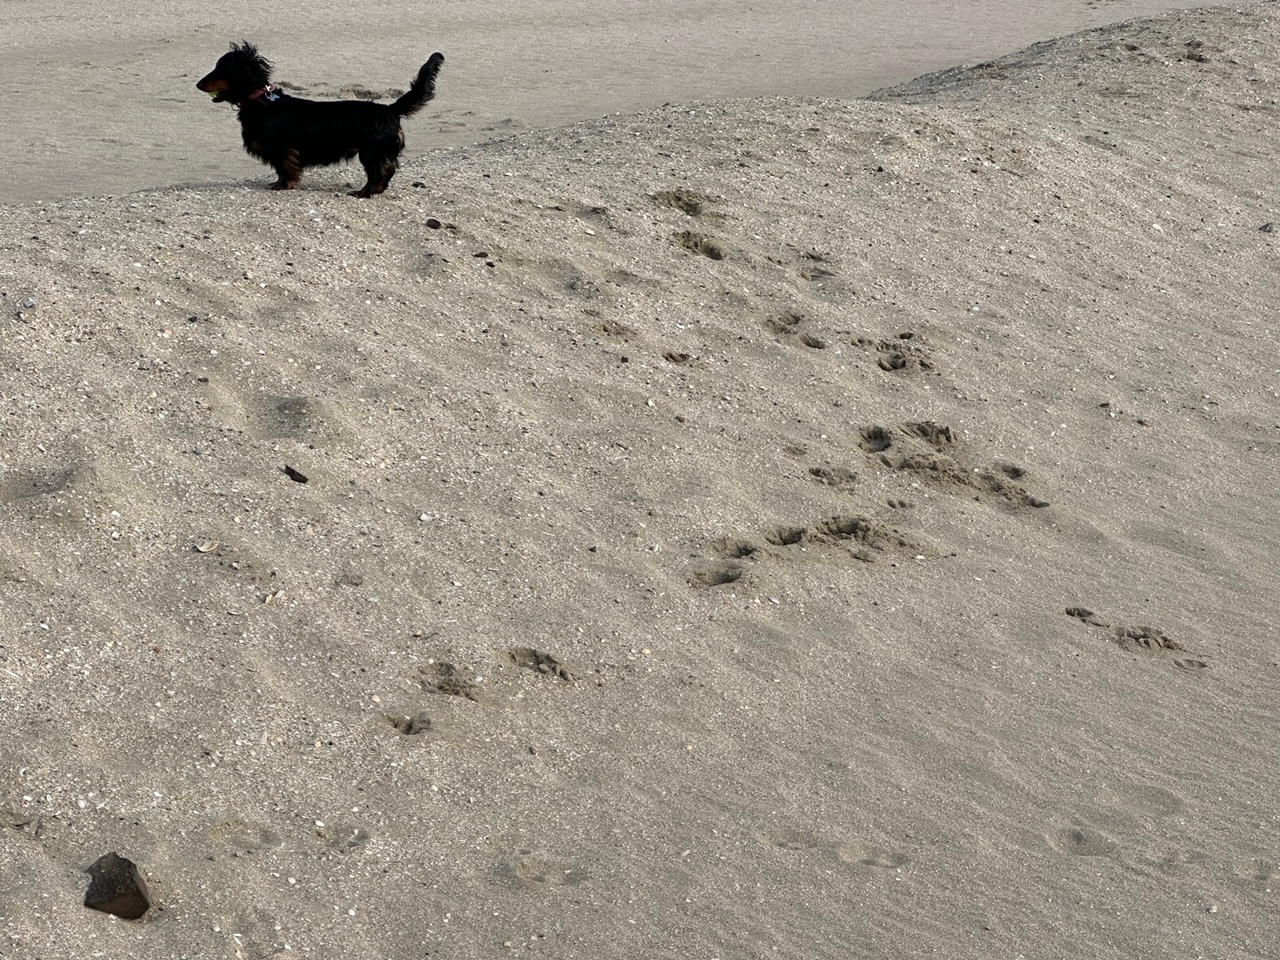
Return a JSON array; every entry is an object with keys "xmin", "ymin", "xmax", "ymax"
[{"xmin": 3, "ymin": 2, "xmax": 1280, "ymax": 959}]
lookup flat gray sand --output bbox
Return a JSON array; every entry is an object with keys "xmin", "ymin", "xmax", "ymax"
[{"xmin": 2, "ymin": 3, "xmax": 1278, "ymax": 959}]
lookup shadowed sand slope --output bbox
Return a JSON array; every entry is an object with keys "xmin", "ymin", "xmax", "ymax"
[{"xmin": 1, "ymin": 5, "xmax": 1278, "ymax": 959}]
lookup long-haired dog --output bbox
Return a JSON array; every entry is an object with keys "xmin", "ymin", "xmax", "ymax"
[{"xmin": 197, "ymin": 42, "xmax": 444, "ymax": 197}]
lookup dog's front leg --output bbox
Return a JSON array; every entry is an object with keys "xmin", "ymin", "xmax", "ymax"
[{"xmin": 271, "ymin": 149, "xmax": 303, "ymax": 190}]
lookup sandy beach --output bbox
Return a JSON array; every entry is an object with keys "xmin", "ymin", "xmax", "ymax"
[{"xmin": 2, "ymin": 2, "xmax": 1278, "ymax": 958}]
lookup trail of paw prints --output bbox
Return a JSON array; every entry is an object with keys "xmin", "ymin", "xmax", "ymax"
[
  {"xmin": 1066, "ymin": 607, "xmax": 1208, "ymax": 669},
  {"xmin": 859, "ymin": 420, "xmax": 1050, "ymax": 510},
  {"xmin": 855, "ymin": 330, "xmax": 935, "ymax": 373},
  {"xmin": 688, "ymin": 514, "xmax": 923, "ymax": 589},
  {"xmin": 769, "ymin": 515, "xmax": 919, "ymax": 562},
  {"xmin": 650, "ymin": 188, "xmax": 729, "ymax": 260}
]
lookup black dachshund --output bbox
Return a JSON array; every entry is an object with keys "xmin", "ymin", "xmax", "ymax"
[{"xmin": 197, "ymin": 42, "xmax": 444, "ymax": 197}]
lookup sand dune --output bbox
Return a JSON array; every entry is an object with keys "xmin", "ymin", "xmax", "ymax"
[{"xmin": 2, "ymin": 4, "xmax": 1278, "ymax": 959}]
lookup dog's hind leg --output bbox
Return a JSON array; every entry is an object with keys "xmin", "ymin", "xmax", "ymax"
[
  {"xmin": 351, "ymin": 152, "xmax": 398, "ymax": 198},
  {"xmin": 271, "ymin": 149, "xmax": 303, "ymax": 190}
]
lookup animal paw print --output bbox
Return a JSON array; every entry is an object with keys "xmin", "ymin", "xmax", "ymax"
[
  {"xmin": 508, "ymin": 647, "xmax": 575, "ymax": 681},
  {"xmin": 860, "ymin": 421, "xmax": 1048, "ymax": 509},
  {"xmin": 414, "ymin": 661, "xmax": 482, "ymax": 700},
  {"xmin": 765, "ymin": 311, "xmax": 827, "ymax": 349},
  {"xmin": 855, "ymin": 331, "xmax": 935, "ymax": 373},
  {"xmin": 1065, "ymin": 608, "xmax": 1208, "ymax": 669},
  {"xmin": 808, "ymin": 464, "xmax": 857, "ymax": 490}
]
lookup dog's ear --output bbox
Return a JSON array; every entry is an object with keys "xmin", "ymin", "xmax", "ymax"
[{"xmin": 231, "ymin": 40, "xmax": 274, "ymax": 78}]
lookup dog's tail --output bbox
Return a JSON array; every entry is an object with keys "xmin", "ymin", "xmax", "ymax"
[{"xmin": 392, "ymin": 52, "xmax": 444, "ymax": 118}]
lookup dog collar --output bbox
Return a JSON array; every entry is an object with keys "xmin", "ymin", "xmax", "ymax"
[{"xmin": 239, "ymin": 84, "xmax": 280, "ymax": 105}]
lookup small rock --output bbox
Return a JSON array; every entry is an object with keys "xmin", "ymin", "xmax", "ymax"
[
  {"xmin": 1260, "ymin": 222, "xmax": 1275, "ymax": 233},
  {"xmin": 425, "ymin": 217, "xmax": 442, "ymax": 229},
  {"xmin": 283, "ymin": 465, "xmax": 308, "ymax": 484},
  {"xmin": 84, "ymin": 852, "xmax": 151, "ymax": 920}
]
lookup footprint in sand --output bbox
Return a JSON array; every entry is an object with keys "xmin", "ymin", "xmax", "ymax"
[
  {"xmin": 688, "ymin": 562, "xmax": 745, "ymax": 589},
  {"xmin": 798, "ymin": 251, "xmax": 838, "ymax": 284},
  {"xmin": 709, "ymin": 537, "xmax": 760, "ymax": 560},
  {"xmin": 835, "ymin": 841, "xmax": 910, "ymax": 869},
  {"xmin": 861, "ymin": 420, "xmax": 1048, "ymax": 509},
  {"xmin": 496, "ymin": 853, "xmax": 590, "ymax": 888},
  {"xmin": 1065, "ymin": 608, "xmax": 1208, "ymax": 669},
  {"xmin": 653, "ymin": 188, "xmax": 716, "ymax": 217},
  {"xmin": 691, "ymin": 515, "xmax": 920, "ymax": 590},
  {"xmin": 855, "ymin": 331, "xmax": 936, "ymax": 373},
  {"xmin": 508, "ymin": 647, "xmax": 575, "ymax": 681},
  {"xmin": 757, "ymin": 829, "xmax": 908, "ymax": 869},
  {"xmin": 310, "ymin": 822, "xmax": 372, "ymax": 853},
  {"xmin": 807, "ymin": 464, "xmax": 858, "ymax": 491},
  {"xmin": 766, "ymin": 525, "xmax": 807, "ymax": 547},
  {"xmin": 413, "ymin": 661, "xmax": 482, "ymax": 701},
  {"xmin": 1143, "ymin": 844, "xmax": 1210, "ymax": 872},
  {"xmin": 859, "ymin": 425, "xmax": 894, "ymax": 453},
  {"xmin": 1, "ymin": 463, "xmax": 88, "ymax": 500},
  {"xmin": 381, "ymin": 709, "xmax": 437, "ymax": 736},
  {"xmin": 1230, "ymin": 859, "xmax": 1276, "ymax": 887},
  {"xmin": 764, "ymin": 311, "xmax": 828, "ymax": 349},
  {"xmin": 758, "ymin": 827, "xmax": 827, "ymax": 851},
  {"xmin": 204, "ymin": 819, "xmax": 280, "ymax": 858},
  {"xmin": 1046, "ymin": 825, "xmax": 1120, "ymax": 858},
  {"xmin": 675, "ymin": 230, "xmax": 725, "ymax": 261}
]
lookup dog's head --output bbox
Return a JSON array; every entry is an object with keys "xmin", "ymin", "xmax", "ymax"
[{"xmin": 197, "ymin": 41, "xmax": 273, "ymax": 104}]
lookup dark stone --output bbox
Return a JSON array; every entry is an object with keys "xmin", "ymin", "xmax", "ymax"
[
  {"xmin": 283, "ymin": 465, "xmax": 308, "ymax": 484},
  {"xmin": 84, "ymin": 852, "xmax": 151, "ymax": 920}
]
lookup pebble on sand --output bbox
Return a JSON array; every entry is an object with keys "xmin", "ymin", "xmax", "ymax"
[{"xmin": 84, "ymin": 851, "xmax": 151, "ymax": 920}]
